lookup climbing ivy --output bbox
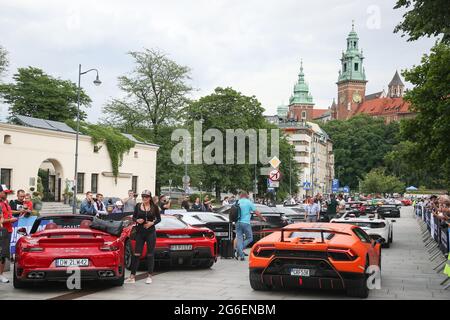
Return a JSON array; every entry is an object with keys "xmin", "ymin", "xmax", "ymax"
[{"xmin": 66, "ymin": 120, "xmax": 135, "ymax": 181}]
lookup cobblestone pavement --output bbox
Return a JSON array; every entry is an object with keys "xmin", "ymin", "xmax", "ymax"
[{"xmin": 1, "ymin": 206, "xmax": 449, "ymax": 300}]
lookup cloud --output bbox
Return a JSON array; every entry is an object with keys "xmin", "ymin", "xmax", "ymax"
[{"xmin": 0, "ymin": 0, "xmax": 436, "ymax": 121}]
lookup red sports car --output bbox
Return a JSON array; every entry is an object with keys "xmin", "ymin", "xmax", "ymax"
[
  {"xmin": 401, "ymin": 199, "xmax": 412, "ymax": 206},
  {"xmin": 122, "ymin": 215, "xmax": 218, "ymax": 269},
  {"xmin": 13, "ymin": 215, "xmax": 125, "ymax": 288}
]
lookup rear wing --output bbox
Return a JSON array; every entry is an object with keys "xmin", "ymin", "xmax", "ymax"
[{"xmin": 256, "ymin": 227, "xmax": 351, "ymax": 243}]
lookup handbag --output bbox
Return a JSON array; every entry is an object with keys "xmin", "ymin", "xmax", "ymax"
[{"xmin": 129, "ymin": 203, "xmax": 149, "ymax": 240}]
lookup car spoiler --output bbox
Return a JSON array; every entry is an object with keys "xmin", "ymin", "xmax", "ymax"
[{"xmin": 255, "ymin": 227, "xmax": 351, "ymax": 243}]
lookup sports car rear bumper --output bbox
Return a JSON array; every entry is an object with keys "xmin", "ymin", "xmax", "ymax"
[
  {"xmin": 15, "ymin": 266, "xmax": 124, "ymax": 282},
  {"xmin": 153, "ymin": 246, "xmax": 216, "ymax": 267},
  {"xmin": 250, "ymin": 268, "xmax": 366, "ymax": 290}
]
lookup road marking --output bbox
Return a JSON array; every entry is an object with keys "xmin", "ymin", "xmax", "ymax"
[{"xmin": 47, "ymin": 271, "xmax": 167, "ymax": 300}]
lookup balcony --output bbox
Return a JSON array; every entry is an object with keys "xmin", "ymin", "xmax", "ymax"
[
  {"xmin": 294, "ymin": 156, "xmax": 310, "ymax": 164},
  {"xmin": 294, "ymin": 145, "xmax": 309, "ymax": 153},
  {"xmin": 289, "ymin": 134, "xmax": 312, "ymax": 143}
]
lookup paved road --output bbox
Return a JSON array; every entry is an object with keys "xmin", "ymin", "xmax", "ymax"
[{"xmin": 1, "ymin": 206, "xmax": 449, "ymax": 300}]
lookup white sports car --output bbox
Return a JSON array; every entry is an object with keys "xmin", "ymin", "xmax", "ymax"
[{"xmin": 330, "ymin": 212, "xmax": 394, "ymax": 248}]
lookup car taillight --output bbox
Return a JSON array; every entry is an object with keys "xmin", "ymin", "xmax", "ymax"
[
  {"xmin": 327, "ymin": 248, "xmax": 358, "ymax": 261},
  {"xmin": 253, "ymin": 244, "xmax": 276, "ymax": 258},
  {"xmin": 204, "ymin": 232, "xmax": 215, "ymax": 239},
  {"xmin": 22, "ymin": 247, "xmax": 44, "ymax": 252},
  {"xmin": 100, "ymin": 243, "xmax": 120, "ymax": 251}
]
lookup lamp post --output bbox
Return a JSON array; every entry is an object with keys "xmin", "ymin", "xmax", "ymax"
[{"xmin": 72, "ymin": 64, "xmax": 101, "ymax": 214}]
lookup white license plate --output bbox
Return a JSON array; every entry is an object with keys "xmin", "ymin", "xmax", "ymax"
[
  {"xmin": 215, "ymin": 232, "xmax": 229, "ymax": 237},
  {"xmin": 170, "ymin": 244, "xmax": 193, "ymax": 251},
  {"xmin": 290, "ymin": 268, "xmax": 310, "ymax": 277},
  {"xmin": 56, "ymin": 258, "xmax": 89, "ymax": 267}
]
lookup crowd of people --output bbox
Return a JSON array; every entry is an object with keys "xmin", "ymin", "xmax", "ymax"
[{"xmin": 415, "ymin": 195, "xmax": 450, "ymax": 224}]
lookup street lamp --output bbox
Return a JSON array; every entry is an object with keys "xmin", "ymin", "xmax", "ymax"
[{"xmin": 73, "ymin": 64, "xmax": 101, "ymax": 214}]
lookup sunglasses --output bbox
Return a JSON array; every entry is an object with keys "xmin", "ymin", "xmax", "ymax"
[{"xmin": 141, "ymin": 195, "xmax": 151, "ymax": 198}]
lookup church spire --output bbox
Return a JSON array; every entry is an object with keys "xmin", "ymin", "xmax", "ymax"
[
  {"xmin": 338, "ymin": 21, "xmax": 367, "ymax": 83},
  {"xmin": 289, "ymin": 59, "xmax": 314, "ymax": 105}
]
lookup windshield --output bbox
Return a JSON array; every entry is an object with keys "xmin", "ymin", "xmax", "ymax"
[
  {"xmin": 333, "ymin": 221, "xmax": 386, "ymax": 229},
  {"xmin": 31, "ymin": 216, "xmax": 93, "ymax": 234},
  {"xmin": 156, "ymin": 217, "xmax": 188, "ymax": 229}
]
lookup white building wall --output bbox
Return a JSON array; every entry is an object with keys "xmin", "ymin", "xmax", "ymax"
[{"xmin": 0, "ymin": 123, "xmax": 158, "ymax": 200}]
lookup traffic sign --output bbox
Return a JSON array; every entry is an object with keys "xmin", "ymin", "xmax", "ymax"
[
  {"xmin": 269, "ymin": 169, "xmax": 281, "ymax": 182},
  {"xmin": 267, "ymin": 179, "xmax": 279, "ymax": 188},
  {"xmin": 303, "ymin": 181, "xmax": 311, "ymax": 190},
  {"xmin": 269, "ymin": 156, "xmax": 281, "ymax": 169},
  {"xmin": 332, "ymin": 179, "xmax": 339, "ymax": 192},
  {"xmin": 343, "ymin": 186, "xmax": 350, "ymax": 193}
]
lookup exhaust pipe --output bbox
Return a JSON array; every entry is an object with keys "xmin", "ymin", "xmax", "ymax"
[
  {"xmin": 27, "ymin": 272, "xmax": 45, "ymax": 279},
  {"xmin": 98, "ymin": 270, "xmax": 115, "ymax": 278}
]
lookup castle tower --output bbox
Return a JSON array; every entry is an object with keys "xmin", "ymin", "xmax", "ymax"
[
  {"xmin": 288, "ymin": 60, "xmax": 315, "ymax": 121},
  {"xmin": 388, "ymin": 70, "xmax": 405, "ymax": 98},
  {"xmin": 336, "ymin": 21, "xmax": 367, "ymax": 120}
]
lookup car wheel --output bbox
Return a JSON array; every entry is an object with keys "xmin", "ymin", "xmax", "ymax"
[
  {"xmin": 249, "ymin": 270, "xmax": 271, "ymax": 291},
  {"xmin": 110, "ymin": 265, "xmax": 125, "ymax": 286},
  {"xmin": 346, "ymin": 259, "xmax": 369, "ymax": 298},
  {"xmin": 200, "ymin": 259, "xmax": 215, "ymax": 269},
  {"xmin": 383, "ymin": 240, "xmax": 390, "ymax": 248},
  {"xmin": 125, "ymin": 240, "xmax": 133, "ymax": 270},
  {"xmin": 13, "ymin": 263, "xmax": 28, "ymax": 289}
]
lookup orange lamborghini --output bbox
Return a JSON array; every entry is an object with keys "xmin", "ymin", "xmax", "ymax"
[{"xmin": 248, "ymin": 223, "xmax": 382, "ymax": 298}]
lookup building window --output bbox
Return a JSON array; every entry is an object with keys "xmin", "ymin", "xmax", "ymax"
[
  {"xmin": 91, "ymin": 174, "xmax": 98, "ymax": 194},
  {"xmin": 0, "ymin": 169, "xmax": 12, "ymax": 188},
  {"xmin": 301, "ymin": 111, "xmax": 306, "ymax": 119},
  {"xmin": 77, "ymin": 173, "xmax": 85, "ymax": 194},
  {"xmin": 343, "ymin": 63, "xmax": 347, "ymax": 72},
  {"xmin": 134, "ymin": 151, "xmax": 139, "ymax": 158},
  {"xmin": 3, "ymin": 135, "xmax": 11, "ymax": 144},
  {"xmin": 354, "ymin": 63, "xmax": 359, "ymax": 71},
  {"xmin": 132, "ymin": 176, "xmax": 138, "ymax": 193}
]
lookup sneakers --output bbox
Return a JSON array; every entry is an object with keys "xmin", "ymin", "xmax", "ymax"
[
  {"xmin": 0, "ymin": 275, "xmax": 9, "ymax": 283},
  {"xmin": 240, "ymin": 256, "xmax": 246, "ymax": 261},
  {"xmin": 145, "ymin": 276, "xmax": 153, "ymax": 284},
  {"xmin": 124, "ymin": 277, "xmax": 136, "ymax": 284}
]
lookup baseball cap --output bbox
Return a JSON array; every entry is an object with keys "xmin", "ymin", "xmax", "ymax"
[
  {"xmin": 141, "ymin": 190, "xmax": 152, "ymax": 197},
  {"xmin": 0, "ymin": 184, "xmax": 12, "ymax": 193}
]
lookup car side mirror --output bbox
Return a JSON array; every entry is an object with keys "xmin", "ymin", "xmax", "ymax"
[
  {"xmin": 391, "ymin": 220, "xmax": 396, "ymax": 223},
  {"xmin": 17, "ymin": 227, "xmax": 27, "ymax": 236}
]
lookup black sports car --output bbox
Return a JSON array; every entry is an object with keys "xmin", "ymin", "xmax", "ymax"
[{"xmin": 376, "ymin": 205, "xmax": 401, "ymax": 218}]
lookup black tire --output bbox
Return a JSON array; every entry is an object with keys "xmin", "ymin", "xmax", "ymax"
[
  {"xmin": 110, "ymin": 265, "xmax": 125, "ymax": 286},
  {"xmin": 124, "ymin": 239, "xmax": 133, "ymax": 270},
  {"xmin": 383, "ymin": 240, "xmax": 390, "ymax": 248},
  {"xmin": 249, "ymin": 270, "xmax": 271, "ymax": 291},
  {"xmin": 389, "ymin": 230, "xmax": 393, "ymax": 243},
  {"xmin": 13, "ymin": 263, "xmax": 28, "ymax": 289},
  {"xmin": 346, "ymin": 259, "xmax": 369, "ymax": 298},
  {"xmin": 200, "ymin": 259, "xmax": 215, "ymax": 269}
]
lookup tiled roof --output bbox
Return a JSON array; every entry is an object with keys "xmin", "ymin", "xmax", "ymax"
[
  {"xmin": 354, "ymin": 97, "xmax": 412, "ymax": 116},
  {"xmin": 311, "ymin": 109, "xmax": 329, "ymax": 119}
]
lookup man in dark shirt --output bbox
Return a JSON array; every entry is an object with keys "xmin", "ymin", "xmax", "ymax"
[
  {"xmin": 181, "ymin": 196, "xmax": 190, "ymax": 211},
  {"xmin": 9, "ymin": 189, "xmax": 31, "ymax": 217},
  {"xmin": 327, "ymin": 194, "xmax": 339, "ymax": 219}
]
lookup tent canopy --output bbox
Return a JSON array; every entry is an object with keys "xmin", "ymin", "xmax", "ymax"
[{"xmin": 406, "ymin": 186, "xmax": 418, "ymax": 191}]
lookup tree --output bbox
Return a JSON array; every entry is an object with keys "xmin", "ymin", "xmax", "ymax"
[
  {"xmin": 0, "ymin": 45, "xmax": 8, "ymax": 79},
  {"xmin": 394, "ymin": 0, "xmax": 450, "ymax": 43},
  {"xmin": 102, "ymin": 48, "xmax": 193, "ymax": 141},
  {"xmin": 184, "ymin": 87, "xmax": 300, "ymax": 199},
  {"xmin": 320, "ymin": 115, "xmax": 400, "ymax": 189},
  {"xmin": 398, "ymin": 43, "xmax": 450, "ymax": 189},
  {"xmin": 360, "ymin": 168, "xmax": 405, "ymax": 194},
  {"xmin": 0, "ymin": 67, "xmax": 91, "ymax": 121}
]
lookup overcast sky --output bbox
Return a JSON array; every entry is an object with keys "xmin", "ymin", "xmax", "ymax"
[{"xmin": 0, "ymin": 0, "xmax": 437, "ymax": 122}]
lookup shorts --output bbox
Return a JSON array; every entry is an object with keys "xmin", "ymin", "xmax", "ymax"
[{"xmin": 0, "ymin": 228, "xmax": 11, "ymax": 259}]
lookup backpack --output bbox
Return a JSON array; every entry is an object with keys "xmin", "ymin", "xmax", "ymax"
[{"xmin": 229, "ymin": 200, "xmax": 241, "ymax": 223}]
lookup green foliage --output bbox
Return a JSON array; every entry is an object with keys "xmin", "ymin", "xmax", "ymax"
[
  {"xmin": 66, "ymin": 120, "xmax": 135, "ymax": 180},
  {"xmin": 399, "ymin": 43, "xmax": 450, "ymax": 189},
  {"xmin": 0, "ymin": 45, "xmax": 8, "ymax": 79},
  {"xmin": 0, "ymin": 67, "xmax": 91, "ymax": 121},
  {"xmin": 394, "ymin": 0, "xmax": 450, "ymax": 43},
  {"xmin": 184, "ymin": 87, "xmax": 300, "ymax": 198},
  {"xmin": 360, "ymin": 168, "xmax": 405, "ymax": 194},
  {"xmin": 320, "ymin": 114, "xmax": 400, "ymax": 189},
  {"xmin": 102, "ymin": 48, "xmax": 193, "ymax": 140}
]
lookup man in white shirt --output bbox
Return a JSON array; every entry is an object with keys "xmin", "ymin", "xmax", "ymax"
[
  {"xmin": 94, "ymin": 193, "xmax": 108, "ymax": 216},
  {"xmin": 337, "ymin": 194, "xmax": 346, "ymax": 216},
  {"xmin": 222, "ymin": 196, "xmax": 230, "ymax": 206}
]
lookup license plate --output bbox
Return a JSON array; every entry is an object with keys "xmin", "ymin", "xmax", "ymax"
[
  {"xmin": 170, "ymin": 244, "xmax": 193, "ymax": 251},
  {"xmin": 290, "ymin": 268, "xmax": 310, "ymax": 277},
  {"xmin": 215, "ymin": 232, "xmax": 228, "ymax": 237},
  {"xmin": 56, "ymin": 258, "xmax": 89, "ymax": 267}
]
